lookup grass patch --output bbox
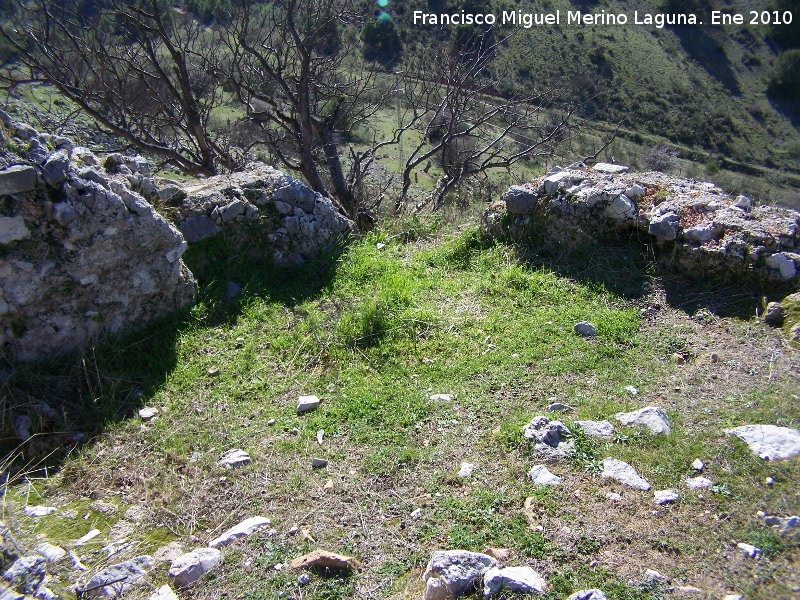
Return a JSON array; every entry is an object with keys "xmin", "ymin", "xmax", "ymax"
[{"xmin": 2, "ymin": 227, "xmax": 798, "ymax": 599}]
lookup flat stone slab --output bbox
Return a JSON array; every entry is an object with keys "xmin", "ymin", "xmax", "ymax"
[
  {"xmin": 209, "ymin": 516, "xmax": 272, "ymax": 548},
  {"xmin": 725, "ymin": 425, "xmax": 800, "ymax": 460},
  {"xmin": 592, "ymin": 163, "xmax": 629, "ymax": 174},
  {"xmin": 615, "ymin": 406, "xmax": 671, "ymax": 435},
  {"xmin": 653, "ymin": 489, "xmax": 680, "ymax": 505},
  {"xmin": 218, "ymin": 449, "xmax": 251, "ymax": 468},
  {"xmin": 685, "ymin": 476, "xmax": 713, "ymax": 490},
  {"xmin": 169, "ymin": 548, "xmax": 222, "ymax": 587},
  {"xmin": 528, "ymin": 465, "xmax": 562, "ymax": 486},
  {"xmin": 574, "ymin": 420, "xmax": 615, "ymax": 439},
  {"xmin": 764, "ymin": 515, "xmax": 799, "ymax": 533},
  {"xmin": 148, "ymin": 585, "xmax": 179, "ymax": 600},
  {"xmin": 81, "ymin": 555, "xmax": 154, "ymax": 597},
  {"xmin": 297, "ymin": 395, "xmax": 320, "ymax": 413},
  {"xmin": 600, "ymin": 457, "xmax": 651, "ymax": 490},
  {"xmin": 423, "ymin": 550, "xmax": 497, "ymax": 597},
  {"xmin": 567, "ymin": 591, "xmax": 608, "ymax": 600},
  {"xmin": 483, "ymin": 566, "xmax": 546, "ymax": 597},
  {"xmin": 0, "ymin": 165, "xmax": 37, "ymax": 195}
]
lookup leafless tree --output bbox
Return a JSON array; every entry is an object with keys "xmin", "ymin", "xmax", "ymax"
[
  {"xmin": 0, "ymin": 0, "xmax": 237, "ymax": 175},
  {"xmin": 394, "ymin": 31, "xmax": 573, "ymax": 213},
  {"xmin": 218, "ymin": 0, "xmax": 401, "ymax": 227}
]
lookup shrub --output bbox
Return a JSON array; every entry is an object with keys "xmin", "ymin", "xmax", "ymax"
[
  {"xmin": 767, "ymin": 49, "xmax": 800, "ymax": 101},
  {"xmin": 641, "ymin": 145, "xmax": 679, "ymax": 173}
]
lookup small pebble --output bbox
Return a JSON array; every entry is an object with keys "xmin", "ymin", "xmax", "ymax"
[
  {"xmin": 207, "ymin": 366, "xmax": 220, "ymax": 377},
  {"xmin": 267, "ymin": 419, "xmax": 276, "ymax": 426},
  {"xmin": 410, "ymin": 508, "xmax": 422, "ymax": 519},
  {"xmin": 766, "ymin": 477, "xmax": 775, "ymax": 487},
  {"xmin": 298, "ymin": 573, "xmax": 311, "ymax": 586},
  {"xmin": 312, "ymin": 457, "xmax": 328, "ymax": 468},
  {"xmin": 235, "ymin": 337, "xmax": 245, "ymax": 347},
  {"xmin": 625, "ymin": 385, "xmax": 638, "ymax": 396},
  {"xmin": 691, "ymin": 458, "xmax": 704, "ymax": 472}
]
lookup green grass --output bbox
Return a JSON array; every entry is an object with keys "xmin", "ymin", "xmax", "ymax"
[{"xmin": 2, "ymin": 225, "xmax": 799, "ymax": 599}]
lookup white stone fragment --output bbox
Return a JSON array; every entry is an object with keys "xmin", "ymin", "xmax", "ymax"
[
  {"xmin": 528, "ymin": 465, "xmax": 562, "ymax": 486},
  {"xmin": 34, "ymin": 543, "xmax": 66, "ymax": 563},
  {"xmin": 218, "ymin": 449, "xmax": 251, "ymax": 468},
  {"xmin": 138, "ymin": 407, "xmax": 159, "ymax": 421},
  {"xmin": 208, "ymin": 516, "xmax": 272, "ymax": 548},
  {"xmin": 685, "ymin": 476, "xmax": 713, "ymax": 490},
  {"xmin": 457, "ymin": 462, "xmax": 476, "ymax": 479},
  {"xmin": 574, "ymin": 420, "xmax": 615, "ymax": 439},
  {"xmin": 429, "ymin": 393, "xmax": 453, "ymax": 402},
  {"xmin": 168, "ymin": 547, "xmax": 222, "ymax": 587},
  {"xmin": 297, "ymin": 395, "xmax": 321, "ymax": 413},
  {"xmin": 691, "ymin": 458, "xmax": 704, "ymax": 471},
  {"xmin": 23, "ymin": 506, "xmax": 56, "ymax": 517},
  {"xmin": 653, "ymin": 489, "xmax": 680, "ymax": 505},
  {"xmin": 483, "ymin": 565, "xmax": 547, "ymax": 597},
  {"xmin": 74, "ymin": 529, "xmax": 101, "ymax": 546},
  {"xmin": 567, "ymin": 591, "xmax": 608, "ymax": 600},
  {"xmin": 600, "ymin": 458, "xmax": 651, "ymax": 490},
  {"xmin": 423, "ymin": 550, "xmax": 497, "ymax": 597},
  {"xmin": 765, "ymin": 253, "xmax": 797, "ymax": 280},
  {"xmin": 148, "ymin": 585, "xmax": 179, "ymax": 600},
  {"xmin": 0, "ymin": 216, "xmax": 31, "ymax": 244},
  {"xmin": 615, "ymin": 406, "xmax": 671, "ymax": 435},
  {"xmin": 736, "ymin": 543, "xmax": 762, "ymax": 559},
  {"xmin": 725, "ymin": 425, "xmax": 800, "ymax": 460}
]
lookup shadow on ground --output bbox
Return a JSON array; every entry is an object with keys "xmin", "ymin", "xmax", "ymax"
[
  {"xmin": 0, "ymin": 240, "xmax": 345, "ymax": 484},
  {"xmin": 510, "ymin": 230, "xmax": 784, "ymax": 321}
]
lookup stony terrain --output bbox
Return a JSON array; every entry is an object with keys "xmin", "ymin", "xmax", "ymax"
[
  {"xmin": 484, "ymin": 164, "xmax": 800, "ymax": 287},
  {"xmin": 0, "ymin": 127, "xmax": 799, "ymax": 599},
  {"xmin": 0, "ymin": 115, "xmax": 354, "ymax": 363}
]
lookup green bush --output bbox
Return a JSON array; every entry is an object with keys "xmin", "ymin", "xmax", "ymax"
[{"xmin": 767, "ymin": 49, "xmax": 800, "ymax": 100}]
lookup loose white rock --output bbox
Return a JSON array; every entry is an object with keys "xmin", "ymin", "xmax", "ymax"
[
  {"xmin": 423, "ymin": 550, "xmax": 497, "ymax": 597},
  {"xmin": 736, "ymin": 543, "xmax": 762, "ymax": 559},
  {"xmin": 169, "ymin": 548, "xmax": 222, "ymax": 587},
  {"xmin": 138, "ymin": 407, "xmax": 159, "ymax": 421},
  {"xmin": 593, "ymin": 163, "xmax": 629, "ymax": 174},
  {"xmin": 614, "ymin": 406, "xmax": 671, "ymax": 435},
  {"xmin": 429, "ymin": 393, "xmax": 453, "ymax": 402},
  {"xmin": 81, "ymin": 555, "xmax": 154, "ymax": 597},
  {"xmin": 148, "ymin": 585, "xmax": 179, "ymax": 600},
  {"xmin": 34, "ymin": 543, "xmax": 66, "ymax": 563},
  {"xmin": 74, "ymin": 529, "xmax": 101, "ymax": 546},
  {"xmin": 691, "ymin": 458, "xmax": 704, "ymax": 471},
  {"xmin": 624, "ymin": 385, "xmax": 638, "ymax": 396},
  {"xmin": 567, "ymin": 591, "xmax": 608, "ymax": 600},
  {"xmin": 312, "ymin": 457, "xmax": 328, "ymax": 468},
  {"xmin": 528, "ymin": 465, "xmax": 562, "ymax": 486},
  {"xmin": 574, "ymin": 420, "xmax": 615, "ymax": 439},
  {"xmin": 209, "ymin": 516, "xmax": 272, "ymax": 548},
  {"xmin": 653, "ymin": 489, "xmax": 680, "ymax": 505},
  {"xmin": 297, "ymin": 395, "xmax": 321, "ymax": 413},
  {"xmin": 547, "ymin": 402, "xmax": 572, "ymax": 413},
  {"xmin": 424, "ymin": 577, "xmax": 449, "ymax": 600},
  {"xmin": 725, "ymin": 425, "xmax": 800, "ymax": 460},
  {"xmin": 605, "ymin": 492, "xmax": 622, "ymax": 502},
  {"xmin": 410, "ymin": 508, "xmax": 422, "ymax": 519},
  {"xmin": 600, "ymin": 458, "xmax": 651, "ymax": 490},
  {"xmin": 685, "ymin": 476, "xmax": 713, "ymax": 490},
  {"xmin": 574, "ymin": 322, "xmax": 597, "ymax": 337},
  {"xmin": 522, "ymin": 416, "xmax": 574, "ymax": 460},
  {"xmin": 22, "ymin": 506, "xmax": 56, "ymax": 517},
  {"xmin": 218, "ymin": 449, "xmax": 251, "ymax": 468},
  {"xmin": 483, "ymin": 565, "xmax": 547, "ymax": 597},
  {"xmin": 723, "ymin": 596, "xmax": 744, "ymax": 600},
  {"xmin": 316, "ymin": 430, "xmax": 324, "ymax": 445},
  {"xmin": 764, "ymin": 515, "xmax": 800, "ymax": 533},
  {"xmin": 458, "ymin": 462, "xmax": 476, "ymax": 479}
]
